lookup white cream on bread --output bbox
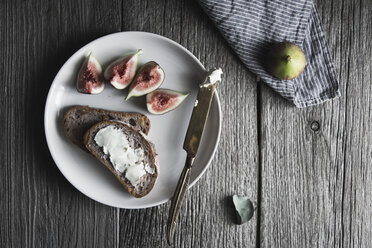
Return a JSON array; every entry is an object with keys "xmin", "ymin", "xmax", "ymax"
[{"xmin": 94, "ymin": 125, "xmax": 154, "ymax": 187}]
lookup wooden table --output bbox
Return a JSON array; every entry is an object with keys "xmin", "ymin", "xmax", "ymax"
[{"xmin": 1, "ymin": 0, "xmax": 371, "ymax": 247}]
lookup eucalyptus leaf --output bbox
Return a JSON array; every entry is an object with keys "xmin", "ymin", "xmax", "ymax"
[{"xmin": 232, "ymin": 195, "xmax": 254, "ymax": 224}]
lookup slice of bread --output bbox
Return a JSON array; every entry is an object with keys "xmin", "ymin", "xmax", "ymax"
[
  {"xmin": 83, "ymin": 120, "xmax": 158, "ymax": 198},
  {"xmin": 63, "ymin": 105, "xmax": 150, "ymax": 151}
]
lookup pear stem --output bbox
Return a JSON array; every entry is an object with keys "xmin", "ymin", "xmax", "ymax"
[{"xmin": 286, "ymin": 55, "xmax": 291, "ymax": 62}]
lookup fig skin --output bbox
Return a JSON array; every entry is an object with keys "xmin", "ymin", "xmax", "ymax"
[
  {"xmin": 146, "ymin": 89, "xmax": 189, "ymax": 115},
  {"xmin": 266, "ymin": 42, "xmax": 306, "ymax": 80},
  {"xmin": 126, "ymin": 61, "xmax": 165, "ymax": 100},
  {"xmin": 76, "ymin": 53, "xmax": 105, "ymax": 94},
  {"xmin": 104, "ymin": 49, "xmax": 142, "ymax": 90}
]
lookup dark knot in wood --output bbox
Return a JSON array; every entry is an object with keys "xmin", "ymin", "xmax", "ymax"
[{"xmin": 310, "ymin": 121, "xmax": 320, "ymax": 132}]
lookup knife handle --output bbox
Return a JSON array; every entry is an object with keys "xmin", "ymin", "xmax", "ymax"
[{"xmin": 167, "ymin": 156, "xmax": 195, "ymax": 245}]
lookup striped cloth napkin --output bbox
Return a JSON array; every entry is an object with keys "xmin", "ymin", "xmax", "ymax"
[{"xmin": 198, "ymin": 0, "xmax": 340, "ymax": 107}]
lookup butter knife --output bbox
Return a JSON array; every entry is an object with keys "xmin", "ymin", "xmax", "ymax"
[{"xmin": 167, "ymin": 68, "xmax": 223, "ymax": 245}]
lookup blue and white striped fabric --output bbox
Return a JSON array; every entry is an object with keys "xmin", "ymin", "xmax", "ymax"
[{"xmin": 199, "ymin": 0, "xmax": 340, "ymax": 107}]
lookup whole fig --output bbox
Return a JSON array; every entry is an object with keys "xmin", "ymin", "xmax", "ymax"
[{"xmin": 266, "ymin": 42, "xmax": 306, "ymax": 80}]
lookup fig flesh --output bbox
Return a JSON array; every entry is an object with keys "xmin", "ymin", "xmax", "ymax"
[
  {"xmin": 266, "ymin": 42, "xmax": 306, "ymax": 80},
  {"xmin": 126, "ymin": 61, "xmax": 165, "ymax": 100},
  {"xmin": 146, "ymin": 89, "xmax": 188, "ymax": 115},
  {"xmin": 104, "ymin": 49, "xmax": 142, "ymax": 90},
  {"xmin": 76, "ymin": 53, "xmax": 105, "ymax": 94}
]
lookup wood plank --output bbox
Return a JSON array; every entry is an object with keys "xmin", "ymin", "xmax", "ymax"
[
  {"xmin": 118, "ymin": 1, "xmax": 259, "ymax": 247},
  {"xmin": 259, "ymin": 0, "xmax": 372, "ymax": 247},
  {"xmin": 1, "ymin": 0, "xmax": 121, "ymax": 247},
  {"xmin": 0, "ymin": 2, "xmax": 12, "ymax": 246},
  {"xmin": 324, "ymin": 0, "xmax": 372, "ymax": 247}
]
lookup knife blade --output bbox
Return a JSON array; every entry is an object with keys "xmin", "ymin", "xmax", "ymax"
[{"xmin": 167, "ymin": 68, "xmax": 222, "ymax": 245}]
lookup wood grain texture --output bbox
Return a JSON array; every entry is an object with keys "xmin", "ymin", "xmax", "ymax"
[
  {"xmin": 327, "ymin": 0, "xmax": 372, "ymax": 247},
  {"xmin": 0, "ymin": 2, "xmax": 11, "ymax": 247},
  {"xmin": 259, "ymin": 0, "xmax": 372, "ymax": 247},
  {"xmin": 1, "ymin": 0, "xmax": 371, "ymax": 247}
]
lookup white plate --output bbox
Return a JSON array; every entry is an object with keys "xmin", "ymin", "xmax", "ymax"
[{"xmin": 44, "ymin": 32, "xmax": 222, "ymax": 209}]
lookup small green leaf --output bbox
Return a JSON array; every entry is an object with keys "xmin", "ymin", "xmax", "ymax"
[{"xmin": 232, "ymin": 195, "xmax": 254, "ymax": 224}]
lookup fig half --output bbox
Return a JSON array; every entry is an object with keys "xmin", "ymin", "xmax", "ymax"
[
  {"xmin": 126, "ymin": 61, "xmax": 165, "ymax": 100},
  {"xmin": 76, "ymin": 53, "xmax": 105, "ymax": 94},
  {"xmin": 104, "ymin": 49, "xmax": 142, "ymax": 90},
  {"xmin": 146, "ymin": 89, "xmax": 188, "ymax": 115}
]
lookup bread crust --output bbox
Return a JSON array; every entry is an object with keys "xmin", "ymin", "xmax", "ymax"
[
  {"xmin": 62, "ymin": 105, "xmax": 151, "ymax": 151},
  {"xmin": 83, "ymin": 120, "xmax": 158, "ymax": 198}
]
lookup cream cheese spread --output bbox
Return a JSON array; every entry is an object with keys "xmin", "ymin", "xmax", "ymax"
[
  {"xmin": 145, "ymin": 164, "xmax": 155, "ymax": 174},
  {"xmin": 94, "ymin": 125, "xmax": 154, "ymax": 187},
  {"xmin": 200, "ymin": 68, "xmax": 223, "ymax": 88}
]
